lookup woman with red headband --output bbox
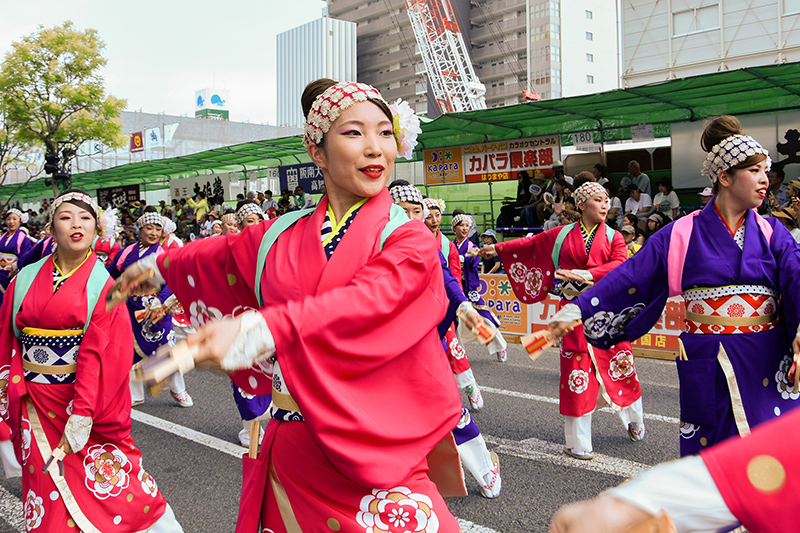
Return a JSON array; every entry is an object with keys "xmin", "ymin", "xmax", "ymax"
[
  {"xmin": 0, "ymin": 189, "xmax": 182, "ymax": 531},
  {"xmin": 120, "ymin": 79, "xmax": 462, "ymax": 532},
  {"xmin": 481, "ymin": 181, "xmax": 645, "ymax": 460}
]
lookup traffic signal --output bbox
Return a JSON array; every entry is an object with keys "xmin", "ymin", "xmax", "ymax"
[{"xmin": 44, "ymin": 153, "xmax": 59, "ymax": 175}]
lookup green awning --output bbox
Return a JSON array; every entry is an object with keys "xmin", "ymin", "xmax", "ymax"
[
  {"xmin": 415, "ymin": 62, "xmax": 800, "ymax": 150},
  {"xmin": 5, "ymin": 61, "xmax": 800, "ymax": 201}
]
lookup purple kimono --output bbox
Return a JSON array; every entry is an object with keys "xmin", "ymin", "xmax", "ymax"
[
  {"xmin": 454, "ymin": 237, "xmax": 499, "ymax": 326},
  {"xmin": 107, "ymin": 242, "xmax": 175, "ymax": 362},
  {"xmin": 574, "ymin": 201, "xmax": 800, "ymax": 456},
  {"xmin": 0, "ymin": 230, "xmax": 32, "ymax": 306}
]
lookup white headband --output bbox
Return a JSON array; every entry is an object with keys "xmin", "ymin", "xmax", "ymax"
[
  {"xmin": 389, "ymin": 185, "xmax": 423, "ymax": 205},
  {"xmin": 452, "ymin": 213, "xmax": 472, "ymax": 228},
  {"xmin": 701, "ymin": 135, "xmax": 771, "ymax": 184},
  {"xmin": 137, "ymin": 212, "xmax": 163, "ymax": 229},
  {"xmin": 236, "ymin": 203, "xmax": 264, "ymax": 224},
  {"xmin": 423, "ymin": 198, "xmax": 445, "ymax": 213},
  {"xmin": 49, "ymin": 192, "xmax": 99, "ymax": 220},
  {"xmin": 573, "ymin": 182, "xmax": 607, "ymax": 206}
]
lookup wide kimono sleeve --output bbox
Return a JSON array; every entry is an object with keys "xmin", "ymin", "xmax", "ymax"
[
  {"xmin": 155, "ymin": 228, "xmax": 262, "ymax": 320},
  {"xmin": 448, "ymin": 241, "xmax": 462, "ymax": 289},
  {"xmin": 0, "ymin": 278, "xmax": 23, "ymax": 431},
  {"xmin": 701, "ymin": 406, "xmax": 800, "ymax": 533},
  {"xmin": 574, "ymin": 227, "xmax": 672, "ymax": 349},
  {"xmin": 494, "ymin": 229, "xmax": 560, "ymax": 303},
  {"xmin": 768, "ymin": 219, "xmax": 800, "ymax": 336},
  {"xmin": 17, "ymin": 235, "xmax": 32, "ymax": 260},
  {"xmin": 71, "ymin": 278, "xmax": 136, "ymax": 420},
  {"xmin": 18, "ymin": 238, "xmax": 47, "ymax": 270}
]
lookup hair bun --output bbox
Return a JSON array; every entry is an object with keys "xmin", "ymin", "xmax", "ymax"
[{"xmin": 701, "ymin": 115, "xmax": 743, "ymax": 153}]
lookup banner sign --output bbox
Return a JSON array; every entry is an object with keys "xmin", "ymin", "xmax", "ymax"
[
  {"xmin": 170, "ymin": 174, "xmax": 229, "ymax": 202},
  {"xmin": 130, "ymin": 132, "xmax": 144, "ymax": 153},
  {"xmin": 97, "ymin": 184, "xmax": 141, "ymax": 208},
  {"xmin": 424, "ymin": 135, "xmax": 561, "ymax": 186},
  {"xmin": 278, "ymin": 163, "xmax": 325, "ymax": 194},
  {"xmin": 478, "ymin": 273, "xmax": 683, "ymax": 358}
]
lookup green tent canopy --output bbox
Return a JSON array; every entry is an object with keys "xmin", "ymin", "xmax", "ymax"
[{"xmin": 4, "ymin": 61, "xmax": 800, "ymax": 202}]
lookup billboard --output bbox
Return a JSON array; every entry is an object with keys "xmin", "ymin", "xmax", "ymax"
[{"xmin": 423, "ymin": 135, "xmax": 561, "ymax": 186}]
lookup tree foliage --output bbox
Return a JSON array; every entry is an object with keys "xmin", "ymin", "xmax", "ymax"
[{"xmin": 0, "ymin": 21, "xmax": 127, "ymax": 161}]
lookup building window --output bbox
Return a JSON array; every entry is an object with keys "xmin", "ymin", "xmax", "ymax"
[
  {"xmin": 587, "ymin": 75, "xmax": 594, "ymax": 84},
  {"xmin": 673, "ymin": 4, "xmax": 720, "ymax": 36},
  {"xmin": 586, "ymin": 53, "xmax": 593, "ymax": 62},
  {"xmin": 585, "ymin": 31, "xmax": 593, "ymax": 41},
  {"xmin": 585, "ymin": 10, "xmax": 593, "ymax": 19}
]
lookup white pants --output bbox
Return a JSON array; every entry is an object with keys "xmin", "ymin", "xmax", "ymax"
[
  {"xmin": 130, "ymin": 371, "xmax": 187, "ymax": 403},
  {"xmin": 487, "ymin": 332, "xmax": 507, "ymax": 355},
  {"xmin": 0, "ymin": 440, "xmax": 20, "ymax": 478},
  {"xmin": 564, "ymin": 397, "xmax": 644, "ymax": 453}
]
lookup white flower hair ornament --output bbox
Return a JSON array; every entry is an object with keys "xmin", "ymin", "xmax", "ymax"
[
  {"xmin": 389, "ymin": 99, "xmax": 422, "ymax": 160},
  {"xmin": 98, "ymin": 208, "xmax": 120, "ymax": 241}
]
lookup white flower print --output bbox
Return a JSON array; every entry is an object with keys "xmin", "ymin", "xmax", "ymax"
[
  {"xmin": 568, "ymin": 370, "xmax": 590, "ymax": 394},
  {"xmin": 24, "ymin": 490, "xmax": 44, "ymax": 530},
  {"xmin": 775, "ymin": 355, "xmax": 800, "ymax": 401},
  {"xmin": 357, "ymin": 486, "xmax": 439, "ymax": 533},
  {"xmin": 608, "ymin": 350, "xmax": 636, "ymax": 381},
  {"xmin": 83, "ymin": 444, "xmax": 132, "ymax": 499},
  {"xmin": 188, "ymin": 300, "xmax": 223, "ymax": 329}
]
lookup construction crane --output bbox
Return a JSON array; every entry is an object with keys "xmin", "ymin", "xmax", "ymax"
[{"xmin": 405, "ymin": 0, "xmax": 487, "ymax": 113}]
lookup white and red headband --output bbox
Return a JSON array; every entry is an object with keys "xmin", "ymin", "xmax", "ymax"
[
  {"xmin": 50, "ymin": 192, "xmax": 99, "ymax": 219},
  {"xmin": 573, "ymin": 182, "xmax": 607, "ymax": 206}
]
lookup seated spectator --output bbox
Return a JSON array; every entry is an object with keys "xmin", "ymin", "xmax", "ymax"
[
  {"xmin": 698, "ymin": 187, "xmax": 713, "ymax": 208},
  {"xmin": 623, "ymin": 213, "xmax": 645, "ymax": 246},
  {"xmin": 497, "ymin": 171, "xmax": 532, "ymax": 228},
  {"xmin": 480, "ymin": 229, "xmax": 503, "ymax": 274},
  {"xmin": 221, "ymin": 213, "xmax": 239, "ymax": 235},
  {"xmin": 762, "ymin": 167, "xmax": 787, "ymax": 212},
  {"xmin": 520, "ymin": 172, "xmax": 547, "ymax": 227},
  {"xmin": 645, "ymin": 213, "xmax": 665, "ymax": 238},
  {"xmin": 773, "ymin": 206, "xmax": 800, "ymax": 243},
  {"xmin": 261, "ymin": 190, "xmax": 277, "ymax": 213},
  {"xmin": 293, "ymin": 186, "xmax": 315, "ymax": 209},
  {"xmin": 620, "ymin": 226, "xmax": 641, "ymax": 257},
  {"xmin": 592, "ymin": 163, "xmax": 610, "ymax": 186},
  {"xmin": 628, "ymin": 160, "xmax": 651, "ymax": 197},
  {"xmin": 624, "ymin": 184, "xmax": 653, "ymax": 227},
  {"xmin": 605, "ymin": 183, "xmax": 623, "ymax": 229},
  {"xmin": 541, "ymin": 180, "xmax": 574, "ymax": 230},
  {"xmin": 652, "ymin": 178, "xmax": 680, "ymax": 219}
]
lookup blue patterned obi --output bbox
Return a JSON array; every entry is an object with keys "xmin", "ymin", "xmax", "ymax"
[
  {"xmin": 269, "ymin": 361, "xmax": 303, "ymax": 422},
  {"xmin": 20, "ymin": 328, "xmax": 81, "ymax": 384}
]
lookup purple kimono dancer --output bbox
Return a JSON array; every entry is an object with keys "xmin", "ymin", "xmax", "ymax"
[
  {"xmin": 107, "ymin": 243, "xmax": 189, "ymax": 404},
  {"xmin": 454, "ymin": 237, "xmax": 508, "ymax": 360},
  {"xmin": 573, "ymin": 202, "xmax": 800, "ymax": 456},
  {"xmin": 0, "ymin": 230, "xmax": 32, "ymax": 306}
]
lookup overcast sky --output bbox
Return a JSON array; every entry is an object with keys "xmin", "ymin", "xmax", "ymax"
[{"xmin": 0, "ymin": 0, "xmax": 328, "ymax": 124}]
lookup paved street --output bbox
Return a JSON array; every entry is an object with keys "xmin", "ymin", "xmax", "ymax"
[{"xmin": 0, "ymin": 341, "xmax": 681, "ymax": 532}]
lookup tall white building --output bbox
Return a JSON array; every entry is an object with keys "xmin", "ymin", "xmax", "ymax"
[
  {"xmin": 277, "ymin": 15, "xmax": 358, "ymax": 128},
  {"xmin": 622, "ymin": 0, "xmax": 800, "ymax": 86},
  {"xmin": 328, "ymin": 0, "xmax": 620, "ymax": 116}
]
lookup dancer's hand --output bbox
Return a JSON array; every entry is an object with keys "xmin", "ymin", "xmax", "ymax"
[
  {"xmin": 478, "ymin": 245, "xmax": 496, "ymax": 258},
  {"xmin": 550, "ymin": 494, "xmax": 653, "ymax": 533},
  {"xmin": 56, "ymin": 433, "xmax": 73, "ymax": 455},
  {"xmin": 548, "ymin": 320, "xmax": 579, "ymax": 339},
  {"xmin": 555, "ymin": 269, "xmax": 585, "ymax": 283},
  {"xmin": 461, "ymin": 310, "xmax": 484, "ymax": 332},
  {"xmin": 186, "ymin": 315, "xmax": 243, "ymax": 369}
]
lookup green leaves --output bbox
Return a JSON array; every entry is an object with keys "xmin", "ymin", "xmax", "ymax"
[{"xmin": 0, "ymin": 21, "xmax": 127, "ymax": 157}]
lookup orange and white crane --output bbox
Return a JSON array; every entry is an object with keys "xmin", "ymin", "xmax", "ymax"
[{"xmin": 405, "ymin": 0, "xmax": 487, "ymax": 113}]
